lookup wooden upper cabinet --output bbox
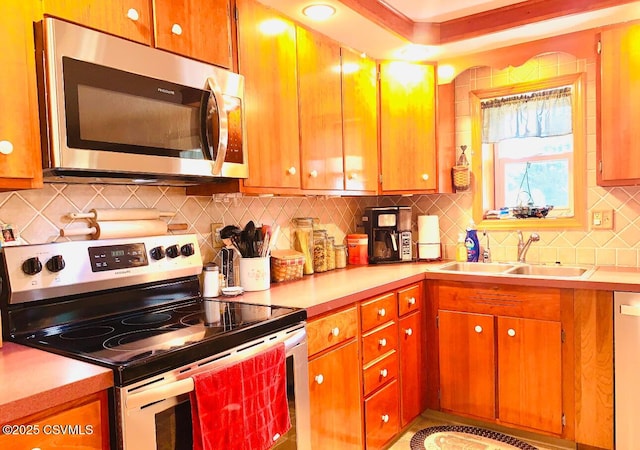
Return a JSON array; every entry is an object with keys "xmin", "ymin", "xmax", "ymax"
[
  {"xmin": 342, "ymin": 48, "xmax": 378, "ymax": 193},
  {"xmin": 379, "ymin": 61, "xmax": 437, "ymax": 193},
  {"xmin": 153, "ymin": 0, "xmax": 232, "ymax": 67},
  {"xmin": 598, "ymin": 23, "xmax": 640, "ymax": 185},
  {"xmin": 41, "ymin": 0, "xmax": 152, "ymax": 45},
  {"xmin": 0, "ymin": 0, "xmax": 43, "ymax": 191},
  {"xmin": 236, "ymin": 0, "xmax": 301, "ymax": 191},
  {"xmin": 297, "ymin": 27, "xmax": 343, "ymax": 191}
]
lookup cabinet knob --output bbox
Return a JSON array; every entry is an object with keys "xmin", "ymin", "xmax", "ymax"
[
  {"xmin": 126, "ymin": 8, "xmax": 140, "ymax": 21},
  {"xmin": 405, "ymin": 328, "xmax": 413, "ymax": 336},
  {"xmin": 507, "ymin": 328, "xmax": 516, "ymax": 337},
  {"xmin": 381, "ymin": 414, "xmax": 390, "ymax": 423},
  {"xmin": 314, "ymin": 374, "xmax": 324, "ymax": 384},
  {"xmin": 380, "ymin": 368, "xmax": 388, "ymax": 378},
  {"xmin": 421, "ymin": 173, "xmax": 429, "ymax": 181},
  {"xmin": 379, "ymin": 338, "xmax": 387, "ymax": 347},
  {"xmin": 330, "ymin": 327, "xmax": 340, "ymax": 337},
  {"xmin": 309, "ymin": 170, "xmax": 318, "ymax": 178},
  {"xmin": 474, "ymin": 325, "xmax": 483, "ymax": 333},
  {"xmin": 407, "ymin": 297, "xmax": 416, "ymax": 305},
  {"xmin": 348, "ymin": 172, "xmax": 358, "ymax": 180},
  {"xmin": 171, "ymin": 23, "xmax": 183, "ymax": 36},
  {"xmin": 378, "ymin": 308, "xmax": 386, "ymax": 317},
  {"xmin": 0, "ymin": 140, "xmax": 14, "ymax": 155},
  {"xmin": 287, "ymin": 166, "xmax": 297, "ymax": 175}
]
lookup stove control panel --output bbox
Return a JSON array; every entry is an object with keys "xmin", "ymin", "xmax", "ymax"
[{"xmin": 0, "ymin": 234, "xmax": 202, "ymax": 305}]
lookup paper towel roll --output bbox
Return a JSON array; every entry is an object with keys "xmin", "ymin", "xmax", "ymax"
[
  {"xmin": 418, "ymin": 215, "xmax": 440, "ymax": 244},
  {"xmin": 60, "ymin": 220, "xmax": 186, "ymax": 239}
]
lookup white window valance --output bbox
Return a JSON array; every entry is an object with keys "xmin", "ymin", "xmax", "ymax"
[{"xmin": 481, "ymin": 87, "xmax": 572, "ymax": 143}]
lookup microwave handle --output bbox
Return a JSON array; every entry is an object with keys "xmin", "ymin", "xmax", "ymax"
[{"xmin": 206, "ymin": 76, "xmax": 228, "ymax": 176}]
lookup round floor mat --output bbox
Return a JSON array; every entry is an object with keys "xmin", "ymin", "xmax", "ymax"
[{"xmin": 410, "ymin": 425, "xmax": 539, "ymax": 450}]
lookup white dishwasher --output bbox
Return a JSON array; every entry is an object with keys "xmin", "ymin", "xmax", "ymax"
[{"xmin": 614, "ymin": 291, "xmax": 640, "ymax": 449}]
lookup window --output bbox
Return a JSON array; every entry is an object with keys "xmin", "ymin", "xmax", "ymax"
[{"xmin": 470, "ymin": 73, "xmax": 586, "ymax": 230}]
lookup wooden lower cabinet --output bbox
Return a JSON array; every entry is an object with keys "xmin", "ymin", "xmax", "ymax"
[
  {"xmin": 309, "ymin": 339, "xmax": 363, "ymax": 449},
  {"xmin": 364, "ymin": 379, "xmax": 399, "ymax": 450},
  {"xmin": 0, "ymin": 391, "xmax": 109, "ymax": 449}
]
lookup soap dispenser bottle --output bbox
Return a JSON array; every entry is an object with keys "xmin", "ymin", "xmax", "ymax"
[{"xmin": 465, "ymin": 220, "xmax": 480, "ymax": 262}]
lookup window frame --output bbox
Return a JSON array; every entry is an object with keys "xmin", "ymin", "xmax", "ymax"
[{"xmin": 470, "ymin": 73, "xmax": 587, "ymax": 231}]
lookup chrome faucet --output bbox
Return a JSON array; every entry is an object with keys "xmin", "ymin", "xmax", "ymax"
[{"xmin": 517, "ymin": 231, "xmax": 540, "ymax": 263}]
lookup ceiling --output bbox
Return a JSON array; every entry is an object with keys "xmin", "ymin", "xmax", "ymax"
[{"xmin": 257, "ymin": 0, "xmax": 640, "ymax": 61}]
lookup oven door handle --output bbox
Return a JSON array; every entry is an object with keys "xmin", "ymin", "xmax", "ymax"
[{"xmin": 125, "ymin": 327, "xmax": 306, "ymax": 411}]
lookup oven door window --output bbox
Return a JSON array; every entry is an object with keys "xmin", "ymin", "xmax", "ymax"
[
  {"xmin": 62, "ymin": 57, "xmax": 211, "ymax": 159},
  {"xmin": 155, "ymin": 400, "xmax": 193, "ymax": 450}
]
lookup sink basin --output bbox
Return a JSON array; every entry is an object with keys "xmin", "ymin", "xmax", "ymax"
[
  {"xmin": 436, "ymin": 261, "xmax": 517, "ymax": 273},
  {"xmin": 433, "ymin": 261, "xmax": 594, "ymax": 279},
  {"xmin": 506, "ymin": 264, "xmax": 594, "ymax": 278}
]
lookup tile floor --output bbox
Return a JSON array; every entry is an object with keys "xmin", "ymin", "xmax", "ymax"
[{"xmin": 387, "ymin": 411, "xmax": 575, "ymax": 450}]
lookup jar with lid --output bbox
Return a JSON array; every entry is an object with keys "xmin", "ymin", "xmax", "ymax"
[
  {"xmin": 292, "ymin": 217, "xmax": 314, "ymax": 275},
  {"xmin": 326, "ymin": 236, "xmax": 336, "ymax": 271},
  {"xmin": 312, "ymin": 229, "xmax": 328, "ymax": 273},
  {"xmin": 334, "ymin": 244, "xmax": 347, "ymax": 269},
  {"xmin": 202, "ymin": 263, "xmax": 220, "ymax": 297}
]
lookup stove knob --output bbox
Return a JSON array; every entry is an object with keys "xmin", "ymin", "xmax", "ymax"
[
  {"xmin": 22, "ymin": 257, "xmax": 43, "ymax": 275},
  {"xmin": 150, "ymin": 246, "xmax": 166, "ymax": 260},
  {"xmin": 45, "ymin": 255, "xmax": 65, "ymax": 273},
  {"xmin": 181, "ymin": 243, "xmax": 195, "ymax": 257},
  {"xmin": 166, "ymin": 245, "xmax": 180, "ymax": 259}
]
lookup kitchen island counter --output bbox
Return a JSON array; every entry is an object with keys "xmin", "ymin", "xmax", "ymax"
[{"xmin": 0, "ymin": 342, "xmax": 113, "ymax": 424}]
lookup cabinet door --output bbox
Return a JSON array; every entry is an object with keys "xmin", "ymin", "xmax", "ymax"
[
  {"xmin": 153, "ymin": 0, "xmax": 232, "ymax": 68},
  {"xmin": 297, "ymin": 27, "xmax": 343, "ymax": 191},
  {"xmin": 236, "ymin": 0, "xmax": 300, "ymax": 190},
  {"xmin": 498, "ymin": 316, "xmax": 563, "ymax": 434},
  {"xmin": 598, "ymin": 24, "xmax": 640, "ymax": 185},
  {"xmin": 379, "ymin": 61, "xmax": 436, "ymax": 193},
  {"xmin": 399, "ymin": 311, "xmax": 424, "ymax": 427},
  {"xmin": 42, "ymin": 0, "xmax": 152, "ymax": 45},
  {"xmin": 0, "ymin": 0, "xmax": 43, "ymax": 190},
  {"xmin": 341, "ymin": 47, "xmax": 378, "ymax": 193},
  {"xmin": 364, "ymin": 379, "xmax": 399, "ymax": 450},
  {"xmin": 309, "ymin": 340, "xmax": 363, "ymax": 449},
  {"xmin": 439, "ymin": 310, "xmax": 495, "ymax": 420}
]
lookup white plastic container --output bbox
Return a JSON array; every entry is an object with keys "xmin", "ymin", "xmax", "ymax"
[
  {"xmin": 239, "ymin": 257, "xmax": 270, "ymax": 291},
  {"xmin": 202, "ymin": 264, "xmax": 220, "ymax": 297}
]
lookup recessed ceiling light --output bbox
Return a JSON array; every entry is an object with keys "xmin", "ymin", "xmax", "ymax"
[{"xmin": 303, "ymin": 4, "xmax": 336, "ymax": 21}]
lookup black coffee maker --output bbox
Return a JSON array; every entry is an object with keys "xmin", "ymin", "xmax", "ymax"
[{"xmin": 363, "ymin": 206, "xmax": 412, "ymax": 264}]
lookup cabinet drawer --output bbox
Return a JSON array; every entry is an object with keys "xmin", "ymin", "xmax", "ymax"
[
  {"xmin": 361, "ymin": 292, "xmax": 397, "ymax": 332},
  {"xmin": 307, "ymin": 306, "xmax": 358, "ymax": 356},
  {"xmin": 364, "ymin": 378, "xmax": 399, "ymax": 450},
  {"xmin": 362, "ymin": 321, "xmax": 398, "ymax": 365},
  {"xmin": 363, "ymin": 350, "xmax": 398, "ymax": 397},
  {"xmin": 398, "ymin": 283, "xmax": 421, "ymax": 317}
]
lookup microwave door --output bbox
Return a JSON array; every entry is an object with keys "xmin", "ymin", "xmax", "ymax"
[{"xmin": 205, "ymin": 76, "xmax": 228, "ymax": 176}]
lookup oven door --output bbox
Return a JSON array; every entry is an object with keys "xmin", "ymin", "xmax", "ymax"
[{"xmin": 117, "ymin": 326, "xmax": 310, "ymax": 450}]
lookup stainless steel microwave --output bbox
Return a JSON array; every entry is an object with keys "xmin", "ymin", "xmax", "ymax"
[{"xmin": 35, "ymin": 18, "xmax": 248, "ymax": 186}]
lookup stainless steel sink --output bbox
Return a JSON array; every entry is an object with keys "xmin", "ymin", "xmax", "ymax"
[
  {"xmin": 506, "ymin": 264, "xmax": 594, "ymax": 278},
  {"xmin": 433, "ymin": 261, "xmax": 594, "ymax": 279},
  {"xmin": 436, "ymin": 261, "xmax": 517, "ymax": 273}
]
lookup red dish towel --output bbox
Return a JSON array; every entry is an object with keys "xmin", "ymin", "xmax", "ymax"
[{"xmin": 190, "ymin": 343, "xmax": 291, "ymax": 450}]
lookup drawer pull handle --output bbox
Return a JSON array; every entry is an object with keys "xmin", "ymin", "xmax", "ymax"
[
  {"xmin": 0, "ymin": 140, "xmax": 13, "ymax": 155},
  {"xmin": 507, "ymin": 328, "xmax": 516, "ymax": 337},
  {"xmin": 380, "ymin": 368, "xmax": 388, "ymax": 378},
  {"xmin": 405, "ymin": 328, "xmax": 413, "ymax": 336},
  {"xmin": 407, "ymin": 297, "xmax": 416, "ymax": 305},
  {"xmin": 309, "ymin": 170, "xmax": 318, "ymax": 178},
  {"xmin": 171, "ymin": 23, "xmax": 183, "ymax": 36},
  {"xmin": 379, "ymin": 338, "xmax": 387, "ymax": 347},
  {"xmin": 126, "ymin": 8, "xmax": 140, "ymax": 21},
  {"xmin": 315, "ymin": 374, "xmax": 324, "ymax": 384},
  {"xmin": 378, "ymin": 308, "xmax": 386, "ymax": 317},
  {"xmin": 330, "ymin": 327, "xmax": 340, "ymax": 337},
  {"xmin": 287, "ymin": 166, "xmax": 297, "ymax": 175},
  {"xmin": 474, "ymin": 325, "xmax": 483, "ymax": 333},
  {"xmin": 381, "ymin": 414, "xmax": 390, "ymax": 423},
  {"xmin": 421, "ymin": 173, "xmax": 429, "ymax": 181}
]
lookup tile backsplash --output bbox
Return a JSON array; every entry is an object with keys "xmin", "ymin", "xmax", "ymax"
[{"xmin": 1, "ymin": 52, "xmax": 639, "ymax": 268}]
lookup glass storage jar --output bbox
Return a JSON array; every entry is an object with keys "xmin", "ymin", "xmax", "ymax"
[
  {"xmin": 312, "ymin": 229, "xmax": 328, "ymax": 273},
  {"xmin": 326, "ymin": 236, "xmax": 335, "ymax": 271},
  {"xmin": 291, "ymin": 217, "xmax": 314, "ymax": 275},
  {"xmin": 334, "ymin": 244, "xmax": 347, "ymax": 269}
]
